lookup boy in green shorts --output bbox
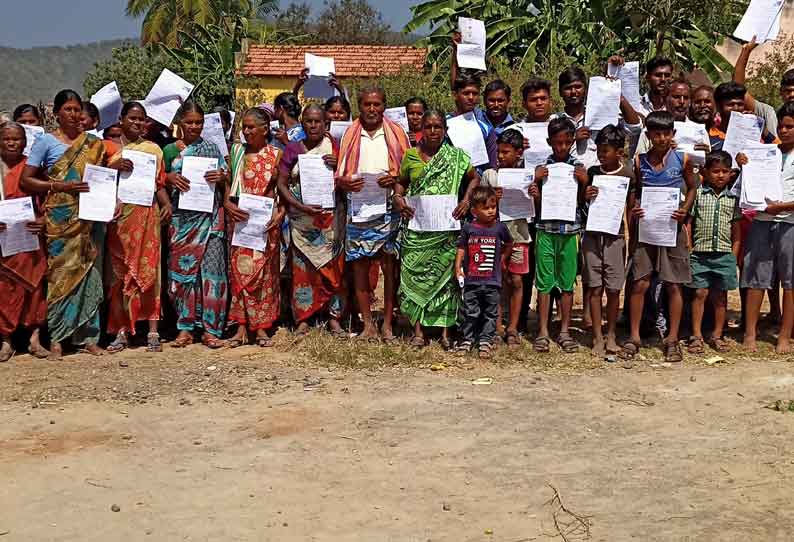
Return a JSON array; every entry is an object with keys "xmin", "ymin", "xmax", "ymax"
[
  {"xmin": 686, "ymin": 150, "xmax": 741, "ymax": 354},
  {"xmin": 530, "ymin": 117, "xmax": 588, "ymax": 353}
]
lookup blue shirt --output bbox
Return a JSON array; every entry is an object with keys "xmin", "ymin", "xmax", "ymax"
[
  {"xmin": 638, "ymin": 150, "xmax": 684, "ymax": 190},
  {"xmin": 27, "ymin": 133, "xmax": 69, "ymax": 170}
]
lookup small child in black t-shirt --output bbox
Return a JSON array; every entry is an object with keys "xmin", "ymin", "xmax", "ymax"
[{"xmin": 455, "ymin": 186, "xmax": 513, "ymax": 358}]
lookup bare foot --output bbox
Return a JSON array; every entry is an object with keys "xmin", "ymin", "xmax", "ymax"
[
  {"xmin": 743, "ymin": 335, "xmax": 758, "ymax": 352},
  {"xmin": 0, "ymin": 341, "xmax": 13, "ymax": 363},
  {"xmin": 49, "ymin": 342, "xmax": 63, "ymax": 360},
  {"xmin": 776, "ymin": 338, "xmax": 791, "ymax": 354},
  {"xmin": 591, "ymin": 337, "xmax": 606, "ymax": 358},
  {"xmin": 380, "ymin": 323, "xmax": 395, "ymax": 340},
  {"xmin": 359, "ymin": 324, "xmax": 379, "ymax": 340},
  {"xmin": 606, "ymin": 334, "xmax": 620, "ymax": 354},
  {"xmin": 83, "ymin": 343, "xmax": 105, "ymax": 356}
]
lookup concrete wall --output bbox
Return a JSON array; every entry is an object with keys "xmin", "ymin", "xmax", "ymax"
[{"xmin": 718, "ymin": 0, "xmax": 794, "ymax": 66}]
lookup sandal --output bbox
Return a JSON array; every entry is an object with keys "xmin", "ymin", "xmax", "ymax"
[
  {"xmin": 478, "ymin": 343, "xmax": 493, "ymax": 359},
  {"xmin": 533, "ymin": 335, "xmax": 550, "ymax": 353},
  {"xmin": 202, "ymin": 335, "xmax": 226, "ymax": 349},
  {"xmin": 708, "ymin": 336, "xmax": 731, "ymax": 353},
  {"xmin": 505, "ymin": 331, "xmax": 521, "ymax": 348},
  {"xmin": 455, "ymin": 341, "xmax": 472, "ymax": 356},
  {"xmin": 687, "ymin": 336, "xmax": 705, "ymax": 355},
  {"xmin": 664, "ymin": 340, "xmax": 684, "ymax": 363},
  {"xmin": 618, "ymin": 340, "xmax": 641, "ymax": 360},
  {"xmin": 557, "ymin": 332, "xmax": 579, "ymax": 354},
  {"xmin": 409, "ymin": 336, "xmax": 426, "ymax": 349},
  {"xmin": 256, "ymin": 336, "xmax": 274, "ymax": 348},
  {"xmin": 107, "ymin": 332, "xmax": 128, "ymax": 354},
  {"xmin": 147, "ymin": 332, "xmax": 163, "ymax": 353},
  {"xmin": 382, "ymin": 334, "xmax": 398, "ymax": 345},
  {"xmin": 172, "ymin": 334, "xmax": 194, "ymax": 348},
  {"xmin": 227, "ymin": 334, "xmax": 249, "ymax": 348}
]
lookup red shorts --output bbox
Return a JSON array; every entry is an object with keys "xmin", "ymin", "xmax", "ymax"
[{"xmin": 507, "ymin": 243, "xmax": 530, "ymax": 275}]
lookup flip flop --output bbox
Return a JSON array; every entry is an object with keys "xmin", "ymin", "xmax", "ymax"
[
  {"xmin": 557, "ymin": 332, "xmax": 579, "ymax": 354},
  {"xmin": 618, "ymin": 340, "xmax": 641, "ymax": 360},
  {"xmin": 533, "ymin": 335, "xmax": 550, "ymax": 353}
]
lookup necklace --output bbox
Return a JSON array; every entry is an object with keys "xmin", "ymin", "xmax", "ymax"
[{"xmin": 599, "ymin": 162, "xmax": 624, "ymax": 175}]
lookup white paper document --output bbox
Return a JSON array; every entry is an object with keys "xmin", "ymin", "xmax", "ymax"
[
  {"xmin": 22, "ymin": 125, "xmax": 45, "ymax": 157},
  {"xmin": 512, "ymin": 122, "xmax": 552, "ymax": 169},
  {"xmin": 740, "ymin": 143, "xmax": 783, "ymax": 210},
  {"xmin": 541, "ymin": 163, "xmax": 578, "ymax": 222},
  {"xmin": 607, "ymin": 61, "xmax": 642, "ymax": 112},
  {"xmin": 350, "ymin": 173, "xmax": 388, "ymax": 222},
  {"xmin": 384, "ymin": 107, "xmax": 410, "ymax": 134},
  {"xmin": 407, "ymin": 195, "xmax": 460, "ymax": 232},
  {"xmin": 457, "ymin": 17, "xmax": 487, "ymax": 71},
  {"xmin": 269, "ymin": 120, "xmax": 281, "ymax": 132},
  {"xmin": 304, "ymin": 53, "xmax": 337, "ymax": 99},
  {"xmin": 330, "ymin": 121, "xmax": 352, "ymax": 142},
  {"xmin": 447, "ymin": 112, "xmax": 489, "ymax": 166},
  {"xmin": 722, "ymin": 112, "xmax": 764, "ymax": 166},
  {"xmin": 733, "ymin": 0, "xmax": 784, "ymax": 43},
  {"xmin": 179, "ymin": 156, "xmax": 218, "ymax": 213},
  {"xmin": 144, "ymin": 69, "xmax": 194, "ymax": 127},
  {"xmin": 586, "ymin": 175, "xmax": 629, "ymax": 235},
  {"xmin": 639, "ymin": 187, "xmax": 680, "ymax": 247},
  {"xmin": 0, "ymin": 197, "xmax": 39, "ymax": 257},
  {"xmin": 298, "ymin": 154, "xmax": 336, "ymax": 209},
  {"xmin": 79, "ymin": 164, "xmax": 118, "ymax": 222},
  {"xmin": 496, "ymin": 168, "xmax": 535, "ymax": 221},
  {"xmin": 584, "ymin": 77, "xmax": 622, "ymax": 131},
  {"xmin": 90, "ymin": 81, "xmax": 123, "ymax": 130},
  {"xmin": 674, "ymin": 121, "xmax": 710, "ymax": 165},
  {"xmin": 117, "ymin": 149, "xmax": 157, "ymax": 207},
  {"xmin": 232, "ymin": 194, "xmax": 274, "ymax": 252},
  {"xmin": 201, "ymin": 113, "xmax": 229, "ymax": 157}
]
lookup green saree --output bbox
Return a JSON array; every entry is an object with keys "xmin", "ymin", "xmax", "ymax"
[{"xmin": 398, "ymin": 144, "xmax": 471, "ymax": 327}]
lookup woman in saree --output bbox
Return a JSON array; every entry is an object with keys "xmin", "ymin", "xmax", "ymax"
[
  {"xmin": 105, "ymin": 102, "xmax": 172, "ymax": 353},
  {"xmin": 224, "ymin": 108, "xmax": 284, "ymax": 347},
  {"xmin": 163, "ymin": 102, "xmax": 229, "ymax": 349},
  {"xmin": 0, "ymin": 122, "xmax": 49, "ymax": 361},
  {"xmin": 393, "ymin": 110, "xmax": 479, "ymax": 348},
  {"xmin": 276, "ymin": 104, "xmax": 345, "ymax": 336},
  {"xmin": 21, "ymin": 90, "xmax": 109, "ymax": 359}
]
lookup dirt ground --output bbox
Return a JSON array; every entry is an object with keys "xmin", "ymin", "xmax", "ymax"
[{"xmin": 1, "ymin": 332, "xmax": 794, "ymax": 542}]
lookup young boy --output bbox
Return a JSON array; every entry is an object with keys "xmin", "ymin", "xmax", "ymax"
[
  {"xmin": 480, "ymin": 129, "xmax": 531, "ymax": 346},
  {"xmin": 520, "ymin": 77, "xmax": 553, "ymax": 123},
  {"xmin": 740, "ymin": 102, "xmax": 794, "ymax": 353},
  {"xmin": 686, "ymin": 150, "xmax": 741, "ymax": 354},
  {"xmin": 623, "ymin": 111, "xmax": 698, "ymax": 363},
  {"xmin": 455, "ymin": 186, "xmax": 513, "ymax": 359},
  {"xmin": 530, "ymin": 117, "xmax": 588, "ymax": 353},
  {"xmin": 582, "ymin": 125, "xmax": 636, "ymax": 357}
]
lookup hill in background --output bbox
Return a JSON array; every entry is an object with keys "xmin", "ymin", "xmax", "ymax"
[{"xmin": 0, "ymin": 39, "xmax": 134, "ymax": 112}]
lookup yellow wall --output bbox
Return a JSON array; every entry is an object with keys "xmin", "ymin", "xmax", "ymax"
[{"xmin": 235, "ymin": 76, "xmax": 295, "ymax": 108}]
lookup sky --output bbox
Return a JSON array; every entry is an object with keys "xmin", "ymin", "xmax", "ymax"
[{"xmin": 0, "ymin": 0, "xmax": 424, "ymax": 48}]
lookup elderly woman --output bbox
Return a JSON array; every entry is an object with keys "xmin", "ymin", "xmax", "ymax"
[
  {"xmin": 0, "ymin": 122, "xmax": 48, "ymax": 361},
  {"xmin": 224, "ymin": 107, "xmax": 283, "ymax": 347},
  {"xmin": 21, "ymin": 90, "xmax": 108, "ymax": 358},
  {"xmin": 393, "ymin": 110, "xmax": 479, "ymax": 348},
  {"xmin": 277, "ymin": 104, "xmax": 345, "ymax": 335},
  {"xmin": 163, "ymin": 101, "xmax": 229, "ymax": 349},
  {"xmin": 105, "ymin": 102, "xmax": 172, "ymax": 353}
]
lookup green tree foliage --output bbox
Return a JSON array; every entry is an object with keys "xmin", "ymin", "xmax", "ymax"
[
  {"xmin": 406, "ymin": 0, "xmax": 748, "ymax": 83},
  {"xmin": 0, "ymin": 40, "xmax": 131, "ymax": 113},
  {"xmin": 83, "ymin": 45, "xmax": 176, "ymax": 102},
  {"xmin": 126, "ymin": 0, "xmax": 278, "ymax": 45},
  {"xmin": 746, "ymin": 35, "xmax": 794, "ymax": 110}
]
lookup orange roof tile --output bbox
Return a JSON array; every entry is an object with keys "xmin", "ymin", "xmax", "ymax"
[{"xmin": 239, "ymin": 44, "xmax": 427, "ymax": 77}]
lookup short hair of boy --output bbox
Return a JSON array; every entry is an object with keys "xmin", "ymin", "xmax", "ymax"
[
  {"xmin": 521, "ymin": 77, "xmax": 551, "ymax": 101},
  {"xmin": 497, "ymin": 128, "xmax": 524, "ymax": 149},
  {"xmin": 704, "ymin": 150, "xmax": 732, "ymax": 169},
  {"xmin": 594, "ymin": 124, "xmax": 625, "ymax": 148},
  {"xmin": 713, "ymin": 81, "xmax": 746, "ymax": 105},
  {"xmin": 781, "ymin": 69, "xmax": 794, "ymax": 88},
  {"xmin": 645, "ymin": 56, "xmax": 674, "ymax": 74},
  {"xmin": 548, "ymin": 116, "xmax": 576, "ymax": 138},
  {"xmin": 558, "ymin": 66, "xmax": 587, "ymax": 91},
  {"xmin": 453, "ymin": 70, "xmax": 483, "ymax": 92},
  {"xmin": 485, "ymin": 79, "xmax": 511, "ymax": 99},
  {"xmin": 645, "ymin": 110, "xmax": 675, "ymax": 132},
  {"xmin": 777, "ymin": 101, "xmax": 794, "ymax": 121},
  {"xmin": 471, "ymin": 185, "xmax": 497, "ymax": 207}
]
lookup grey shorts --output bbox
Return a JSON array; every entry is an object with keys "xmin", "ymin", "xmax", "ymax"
[
  {"xmin": 631, "ymin": 227, "xmax": 691, "ymax": 284},
  {"xmin": 741, "ymin": 221, "xmax": 794, "ymax": 290},
  {"xmin": 582, "ymin": 232, "xmax": 626, "ymax": 291}
]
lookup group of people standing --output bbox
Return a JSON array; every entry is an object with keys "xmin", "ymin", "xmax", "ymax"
[{"xmin": 1, "ymin": 35, "xmax": 793, "ymax": 363}]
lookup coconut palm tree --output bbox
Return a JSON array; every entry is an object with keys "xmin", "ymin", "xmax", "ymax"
[{"xmin": 126, "ymin": 0, "xmax": 278, "ymax": 45}]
